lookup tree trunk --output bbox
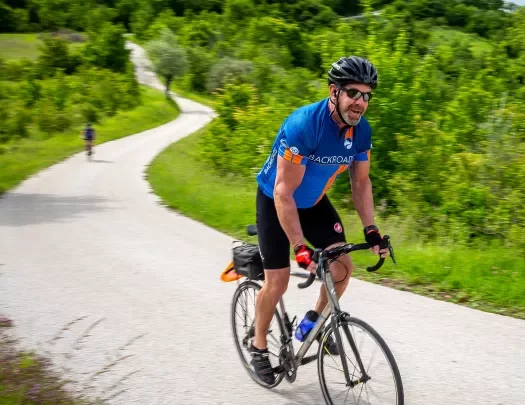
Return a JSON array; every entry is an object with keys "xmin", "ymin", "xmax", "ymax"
[{"xmin": 165, "ymin": 75, "xmax": 173, "ymax": 98}]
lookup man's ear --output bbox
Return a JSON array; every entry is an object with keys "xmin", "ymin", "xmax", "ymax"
[{"xmin": 329, "ymin": 84, "xmax": 338, "ymax": 102}]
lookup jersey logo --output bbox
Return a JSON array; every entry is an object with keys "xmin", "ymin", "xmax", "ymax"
[
  {"xmin": 290, "ymin": 146, "xmax": 299, "ymax": 155},
  {"xmin": 334, "ymin": 222, "xmax": 343, "ymax": 233},
  {"xmin": 344, "ymin": 139, "xmax": 352, "ymax": 150},
  {"xmin": 308, "ymin": 154, "xmax": 354, "ymax": 165}
]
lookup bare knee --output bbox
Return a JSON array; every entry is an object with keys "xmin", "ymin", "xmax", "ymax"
[
  {"xmin": 334, "ymin": 257, "xmax": 354, "ymax": 285},
  {"xmin": 325, "ymin": 242, "xmax": 354, "ymax": 285},
  {"xmin": 261, "ymin": 267, "xmax": 290, "ymax": 298}
]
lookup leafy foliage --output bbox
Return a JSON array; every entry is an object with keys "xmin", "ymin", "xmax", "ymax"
[
  {"xmin": 2, "ymin": 0, "xmax": 525, "ymax": 252},
  {"xmin": 137, "ymin": 0, "xmax": 525, "ymax": 252},
  {"xmin": 0, "ymin": 18, "xmax": 140, "ymax": 146}
]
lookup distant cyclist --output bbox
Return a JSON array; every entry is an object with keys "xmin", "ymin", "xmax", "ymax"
[
  {"xmin": 81, "ymin": 123, "xmax": 95, "ymax": 156},
  {"xmin": 251, "ymin": 56, "xmax": 390, "ymax": 385}
]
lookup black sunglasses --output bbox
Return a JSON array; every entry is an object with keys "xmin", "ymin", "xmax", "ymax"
[{"xmin": 338, "ymin": 87, "xmax": 373, "ymax": 102}]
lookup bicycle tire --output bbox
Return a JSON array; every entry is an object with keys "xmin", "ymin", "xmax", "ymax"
[
  {"xmin": 318, "ymin": 316, "xmax": 404, "ymax": 405},
  {"xmin": 230, "ymin": 280, "xmax": 285, "ymax": 389}
]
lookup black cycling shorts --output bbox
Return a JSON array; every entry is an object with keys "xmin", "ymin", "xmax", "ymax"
[{"xmin": 256, "ymin": 186, "xmax": 346, "ymax": 269}]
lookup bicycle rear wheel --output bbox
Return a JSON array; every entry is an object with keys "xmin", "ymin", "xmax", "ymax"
[
  {"xmin": 231, "ymin": 280, "xmax": 285, "ymax": 388},
  {"xmin": 318, "ymin": 316, "xmax": 403, "ymax": 405}
]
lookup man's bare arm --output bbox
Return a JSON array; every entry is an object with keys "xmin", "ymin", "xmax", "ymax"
[
  {"xmin": 350, "ymin": 159, "xmax": 375, "ymax": 228},
  {"xmin": 350, "ymin": 159, "xmax": 389, "ymax": 258},
  {"xmin": 274, "ymin": 156, "xmax": 306, "ymax": 249}
]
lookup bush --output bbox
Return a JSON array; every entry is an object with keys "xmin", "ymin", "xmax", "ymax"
[
  {"xmin": 0, "ymin": 59, "xmax": 37, "ymax": 81},
  {"xmin": 206, "ymin": 57, "xmax": 253, "ymax": 93},
  {"xmin": 9, "ymin": 102, "xmax": 32, "ymax": 138},
  {"xmin": 184, "ymin": 46, "xmax": 214, "ymax": 93}
]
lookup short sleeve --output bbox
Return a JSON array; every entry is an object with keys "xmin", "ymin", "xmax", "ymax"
[{"xmin": 277, "ymin": 113, "xmax": 314, "ymax": 165}]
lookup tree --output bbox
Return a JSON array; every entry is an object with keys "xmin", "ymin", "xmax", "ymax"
[
  {"xmin": 83, "ymin": 22, "xmax": 131, "ymax": 73},
  {"xmin": 146, "ymin": 29, "xmax": 188, "ymax": 96},
  {"xmin": 37, "ymin": 35, "xmax": 75, "ymax": 76},
  {"xmin": 0, "ymin": 3, "xmax": 15, "ymax": 32}
]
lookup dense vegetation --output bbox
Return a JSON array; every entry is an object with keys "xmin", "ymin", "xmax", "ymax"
[
  {"xmin": 136, "ymin": 0, "xmax": 525, "ymax": 254},
  {"xmin": 1, "ymin": 0, "xmax": 524, "ymax": 269},
  {"xmin": 140, "ymin": 0, "xmax": 525, "ymax": 315},
  {"xmin": 0, "ymin": 26, "xmax": 139, "ymax": 145},
  {"xmin": 0, "ymin": 2, "xmax": 183, "ymax": 196},
  {"xmin": 3, "ymin": 0, "xmax": 520, "ymax": 251}
]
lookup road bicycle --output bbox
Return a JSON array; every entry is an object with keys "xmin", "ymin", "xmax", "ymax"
[{"xmin": 221, "ymin": 225, "xmax": 404, "ymax": 405}]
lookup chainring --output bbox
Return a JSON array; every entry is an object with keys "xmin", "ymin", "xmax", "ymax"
[{"xmin": 279, "ymin": 343, "xmax": 297, "ymax": 383}]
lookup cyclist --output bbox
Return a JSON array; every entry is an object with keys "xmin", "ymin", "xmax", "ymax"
[
  {"xmin": 252, "ymin": 56, "xmax": 390, "ymax": 385},
  {"xmin": 81, "ymin": 123, "xmax": 95, "ymax": 156}
]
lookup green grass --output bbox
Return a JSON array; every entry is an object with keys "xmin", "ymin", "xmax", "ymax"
[
  {"xmin": 0, "ymin": 85, "xmax": 180, "ymax": 195},
  {"xmin": 169, "ymin": 81, "xmax": 218, "ymax": 108},
  {"xmin": 0, "ymin": 328, "xmax": 99, "ymax": 405},
  {"xmin": 430, "ymin": 27, "xmax": 494, "ymax": 58},
  {"xmin": 147, "ymin": 126, "xmax": 257, "ymax": 241},
  {"xmin": 0, "ymin": 34, "xmax": 42, "ymax": 60},
  {"xmin": 0, "ymin": 32, "xmax": 86, "ymax": 61},
  {"xmin": 147, "ymin": 126, "xmax": 525, "ymax": 319}
]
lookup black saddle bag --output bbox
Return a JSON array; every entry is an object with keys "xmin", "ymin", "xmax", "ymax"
[{"xmin": 232, "ymin": 242, "xmax": 265, "ymax": 281}]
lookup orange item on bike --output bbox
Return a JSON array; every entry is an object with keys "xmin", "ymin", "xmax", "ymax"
[{"xmin": 221, "ymin": 261, "xmax": 243, "ymax": 282}]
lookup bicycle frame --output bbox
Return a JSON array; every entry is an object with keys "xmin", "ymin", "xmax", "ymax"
[{"xmin": 277, "ymin": 253, "xmax": 369, "ymax": 386}]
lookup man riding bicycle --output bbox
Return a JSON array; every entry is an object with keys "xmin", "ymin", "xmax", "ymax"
[
  {"xmin": 81, "ymin": 123, "xmax": 95, "ymax": 156},
  {"xmin": 252, "ymin": 56, "xmax": 390, "ymax": 385}
]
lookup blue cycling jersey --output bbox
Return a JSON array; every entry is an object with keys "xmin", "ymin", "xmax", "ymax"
[
  {"xmin": 83, "ymin": 127, "xmax": 95, "ymax": 140},
  {"xmin": 256, "ymin": 98, "xmax": 372, "ymax": 209}
]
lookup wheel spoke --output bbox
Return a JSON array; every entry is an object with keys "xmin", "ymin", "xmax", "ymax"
[
  {"xmin": 356, "ymin": 377, "xmax": 366, "ymax": 404},
  {"xmin": 326, "ymin": 362, "xmax": 344, "ymax": 373},
  {"xmin": 320, "ymin": 318, "xmax": 402, "ymax": 405},
  {"xmin": 366, "ymin": 344, "xmax": 379, "ymax": 374},
  {"xmin": 231, "ymin": 282, "xmax": 286, "ymax": 388},
  {"xmin": 367, "ymin": 384, "xmax": 391, "ymax": 405}
]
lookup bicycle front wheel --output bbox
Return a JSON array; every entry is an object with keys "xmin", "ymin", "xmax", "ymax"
[{"xmin": 318, "ymin": 316, "xmax": 404, "ymax": 405}]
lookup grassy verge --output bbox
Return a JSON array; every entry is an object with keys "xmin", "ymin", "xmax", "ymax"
[
  {"xmin": 147, "ymin": 126, "xmax": 525, "ymax": 319},
  {"xmin": 0, "ymin": 325, "xmax": 100, "ymax": 405},
  {"xmin": 169, "ymin": 82, "xmax": 218, "ymax": 108},
  {"xmin": 430, "ymin": 27, "xmax": 493, "ymax": 58},
  {"xmin": 0, "ymin": 85, "xmax": 180, "ymax": 195},
  {"xmin": 0, "ymin": 32, "xmax": 86, "ymax": 60}
]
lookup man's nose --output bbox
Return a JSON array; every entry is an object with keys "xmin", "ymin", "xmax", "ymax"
[{"xmin": 353, "ymin": 97, "xmax": 366, "ymax": 107}]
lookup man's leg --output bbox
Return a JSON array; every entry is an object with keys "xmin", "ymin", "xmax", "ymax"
[
  {"xmin": 253, "ymin": 267, "xmax": 290, "ymax": 350},
  {"xmin": 313, "ymin": 241, "xmax": 354, "ymax": 314},
  {"xmin": 251, "ymin": 187, "xmax": 291, "ymax": 384}
]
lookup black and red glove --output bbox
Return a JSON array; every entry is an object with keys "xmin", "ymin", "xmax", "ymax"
[
  {"xmin": 364, "ymin": 225, "xmax": 382, "ymax": 247},
  {"xmin": 294, "ymin": 244, "xmax": 314, "ymax": 270}
]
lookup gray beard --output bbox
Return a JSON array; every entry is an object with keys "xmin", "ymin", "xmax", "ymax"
[{"xmin": 342, "ymin": 110, "xmax": 361, "ymax": 126}]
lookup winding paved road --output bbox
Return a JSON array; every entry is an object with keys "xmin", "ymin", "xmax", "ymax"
[{"xmin": 1, "ymin": 42, "xmax": 524, "ymax": 405}]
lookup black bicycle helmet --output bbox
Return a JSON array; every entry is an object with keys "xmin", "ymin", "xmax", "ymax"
[{"xmin": 328, "ymin": 56, "xmax": 378, "ymax": 89}]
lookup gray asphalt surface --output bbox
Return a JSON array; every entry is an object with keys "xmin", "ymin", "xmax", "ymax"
[{"xmin": 1, "ymin": 42, "xmax": 525, "ymax": 405}]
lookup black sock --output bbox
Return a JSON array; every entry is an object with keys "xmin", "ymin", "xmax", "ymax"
[{"xmin": 251, "ymin": 343, "xmax": 268, "ymax": 352}]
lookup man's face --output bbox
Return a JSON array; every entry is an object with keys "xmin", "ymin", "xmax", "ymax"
[{"xmin": 331, "ymin": 83, "xmax": 372, "ymax": 126}]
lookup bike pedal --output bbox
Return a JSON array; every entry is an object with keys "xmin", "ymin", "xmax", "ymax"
[{"xmin": 272, "ymin": 365, "xmax": 284, "ymax": 373}]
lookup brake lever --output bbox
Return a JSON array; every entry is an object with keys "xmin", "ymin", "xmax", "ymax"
[
  {"xmin": 380, "ymin": 235, "xmax": 397, "ymax": 265},
  {"xmin": 366, "ymin": 235, "xmax": 394, "ymax": 272},
  {"xmin": 389, "ymin": 242, "xmax": 397, "ymax": 265}
]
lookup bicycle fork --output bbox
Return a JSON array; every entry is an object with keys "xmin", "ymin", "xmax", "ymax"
[{"xmin": 324, "ymin": 271, "xmax": 370, "ymax": 387}]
